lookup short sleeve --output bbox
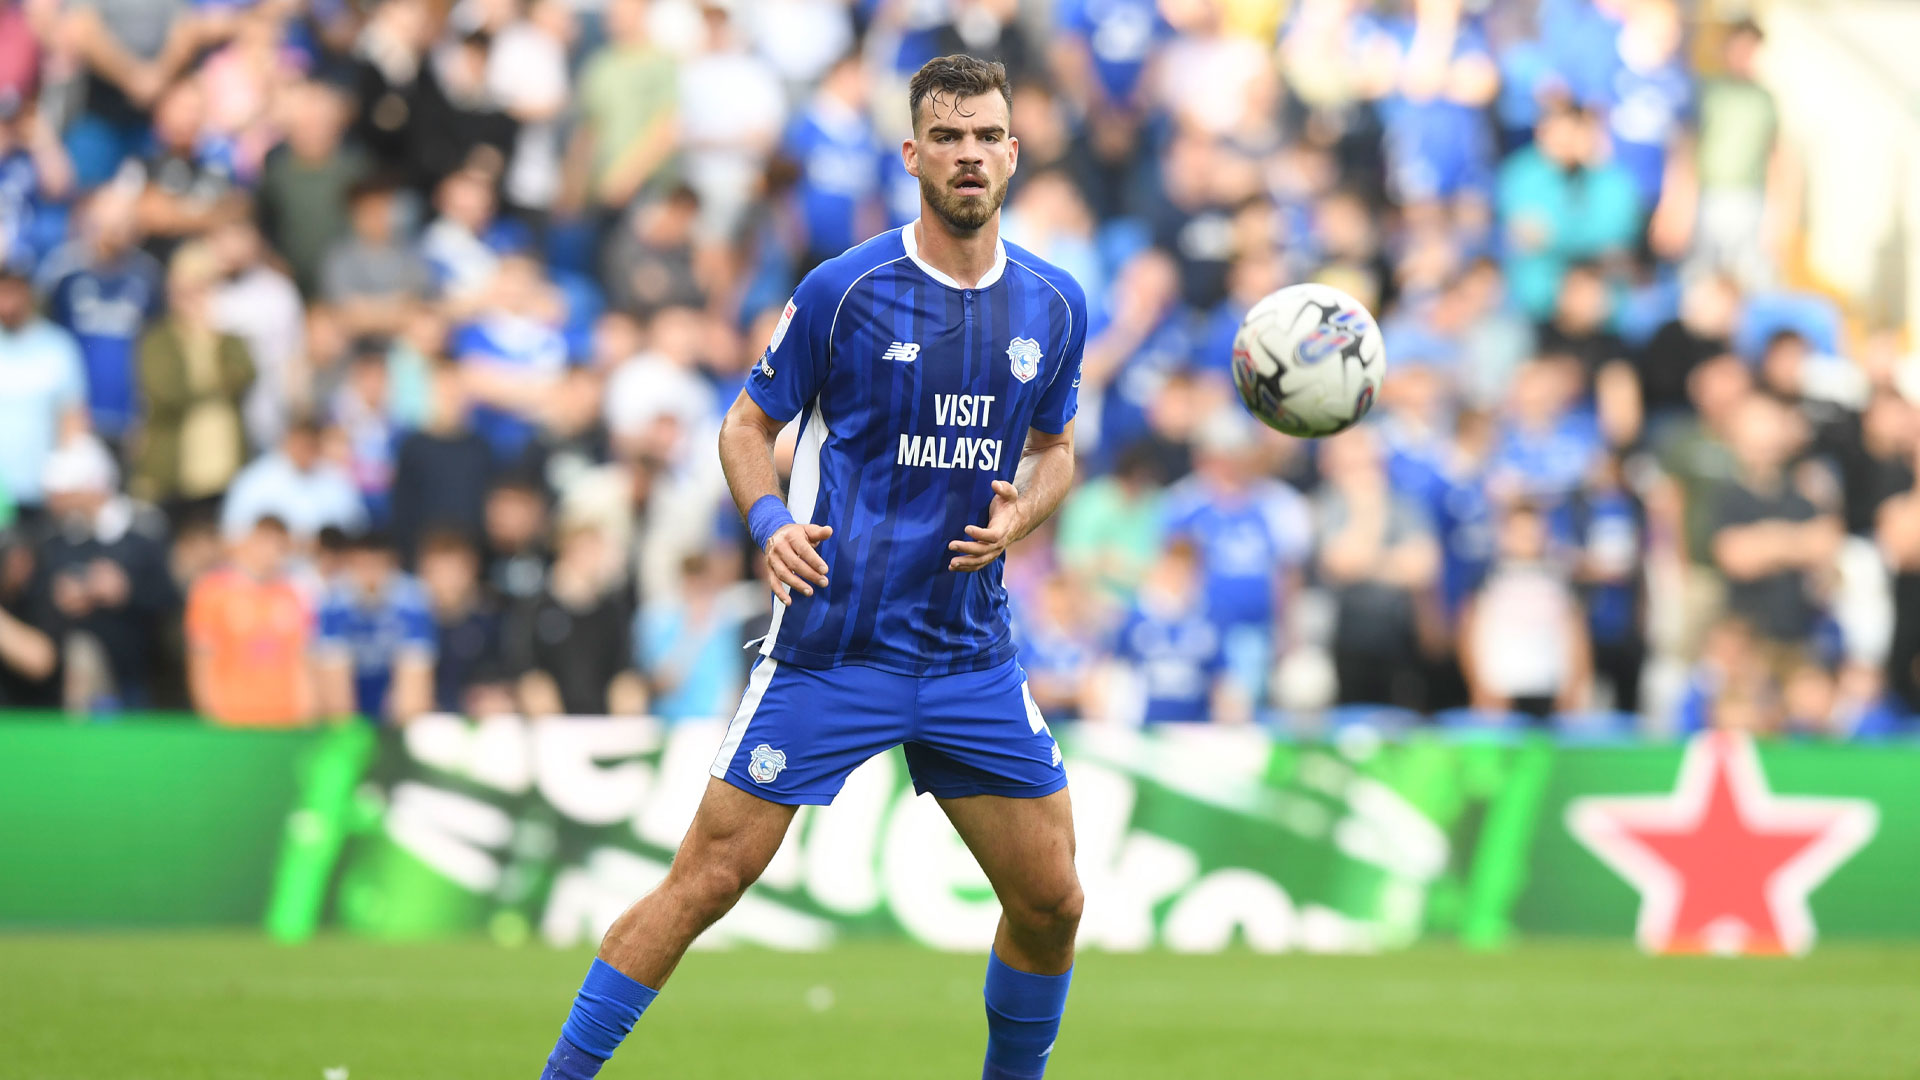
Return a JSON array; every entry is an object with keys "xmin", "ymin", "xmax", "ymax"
[
  {"xmin": 1032, "ymin": 276, "xmax": 1088, "ymax": 434},
  {"xmin": 1262, "ymin": 485, "xmax": 1315, "ymax": 567},
  {"xmin": 315, "ymin": 595, "xmax": 351, "ymax": 653},
  {"xmin": 1455, "ymin": 20, "xmax": 1492, "ymax": 61},
  {"xmin": 1386, "ymin": 496, "xmax": 1437, "ymax": 544},
  {"xmin": 1111, "ymin": 611, "xmax": 1143, "ymax": 662},
  {"xmin": 184, "ymin": 579, "xmax": 217, "ymax": 648},
  {"xmin": 1711, "ymin": 484, "xmax": 1761, "ymax": 535},
  {"xmin": 44, "ymin": 275, "xmax": 74, "ymax": 325},
  {"xmin": 1161, "ymin": 486, "xmax": 1202, "ymax": 540},
  {"xmin": 1201, "ymin": 625, "xmax": 1228, "ymax": 675},
  {"xmin": 52, "ymin": 328, "xmax": 86, "ymax": 409},
  {"xmin": 450, "ymin": 324, "xmax": 489, "ymax": 361},
  {"xmin": 400, "ymin": 592, "xmax": 438, "ymax": 658},
  {"xmin": 319, "ymin": 249, "xmax": 354, "ymax": 304},
  {"xmin": 743, "ymin": 269, "xmax": 837, "ymax": 423}
]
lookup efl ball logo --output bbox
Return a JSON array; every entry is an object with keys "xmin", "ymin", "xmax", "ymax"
[
  {"xmin": 748, "ymin": 743, "xmax": 788, "ymax": 785},
  {"xmin": 1296, "ymin": 306, "xmax": 1368, "ymax": 366}
]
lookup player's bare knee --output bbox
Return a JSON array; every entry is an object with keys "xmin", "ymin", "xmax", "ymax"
[
  {"xmin": 682, "ymin": 857, "xmax": 759, "ymax": 915},
  {"xmin": 1009, "ymin": 879, "xmax": 1084, "ymax": 940},
  {"xmin": 656, "ymin": 846, "xmax": 748, "ymax": 922}
]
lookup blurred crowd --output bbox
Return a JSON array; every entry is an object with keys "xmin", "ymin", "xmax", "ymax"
[{"xmin": 0, "ymin": 0, "xmax": 1916, "ymax": 738}]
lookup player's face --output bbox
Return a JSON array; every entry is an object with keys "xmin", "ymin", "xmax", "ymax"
[{"xmin": 906, "ymin": 90, "xmax": 1017, "ymax": 233}]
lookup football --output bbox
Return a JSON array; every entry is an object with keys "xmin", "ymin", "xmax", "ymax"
[{"xmin": 1230, "ymin": 282, "xmax": 1387, "ymax": 438}]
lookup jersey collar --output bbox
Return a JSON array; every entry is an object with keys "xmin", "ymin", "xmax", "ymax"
[{"xmin": 901, "ymin": 220, "xmax": 1006, "ymax": 291}]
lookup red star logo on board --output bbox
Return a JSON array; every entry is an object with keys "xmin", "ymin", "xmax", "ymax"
[{"xmin": 1566, "ymin": 732, "xmax": 1878, "ymax": 956}]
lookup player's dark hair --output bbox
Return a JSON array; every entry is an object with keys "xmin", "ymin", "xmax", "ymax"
[{"xmin": 907, "ymin": 54, "xmax": 1012, "ymax": 133}]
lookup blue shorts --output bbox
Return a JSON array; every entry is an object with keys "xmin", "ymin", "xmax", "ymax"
[{"xmin": 709, "ymin": 655, "xmax": 1067, "ymax": 805}]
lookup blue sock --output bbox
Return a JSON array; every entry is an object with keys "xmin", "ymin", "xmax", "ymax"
[
  {"xmin": 540, "ymin": 958, "xmax": 659, "ymax": 1080},
  {"xmin": 981, "ymin": 950, "xmax": 1073, "ymax": 1080}
]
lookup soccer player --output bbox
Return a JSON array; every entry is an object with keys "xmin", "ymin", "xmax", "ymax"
[{"xmin": 538, "ymin": 54, "xmax": 1088, "ymax": 1080}]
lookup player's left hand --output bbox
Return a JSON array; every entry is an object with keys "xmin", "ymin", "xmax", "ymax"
[{"xmin": 949, "ymin": 480, "xmax": 1025, "ymax": 572}]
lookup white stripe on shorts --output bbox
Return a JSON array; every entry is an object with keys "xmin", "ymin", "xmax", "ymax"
[{"xmin": 710, "ymin": 657, "xmax": 780, "ymax": 779}]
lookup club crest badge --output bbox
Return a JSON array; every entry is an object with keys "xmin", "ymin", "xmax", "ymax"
[
  {"xmin": 748, "ymin": 743, "xmax": 788, "ymax": 785},
  {"xmin": 1007, "ymin": 337, "xmax": 1043, "ymax": 383}
]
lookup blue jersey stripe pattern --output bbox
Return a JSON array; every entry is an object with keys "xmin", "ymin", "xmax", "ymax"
[{"xmin": 744, "ymin": 226, "xmax": 1088, "ymax": 676}]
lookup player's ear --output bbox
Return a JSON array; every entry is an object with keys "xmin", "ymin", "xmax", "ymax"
[
  {"xmin": 1007, "ymin": 135, "xmax": 1018, "ymax": 176},
  {"xmin": 902, "ymin": 138, "xmax": 919, "ymax": 178}
]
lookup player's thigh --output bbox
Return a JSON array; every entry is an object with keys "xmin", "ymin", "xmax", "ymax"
[
  {"xmin": 936, "ymin": 786, "xmax": 1080, "ymax": 914},
  {"xmin": 903, "ymin": 658, "xmax": 1067, "ymax": 802},
  {"xmin": 911, "ymin": 658, "xmax": 1077, "ymax": 907},
  {"xmin": 710, "ymin": 655, "xmax": 915, "ymax": 805},
  {"xmin": 670, "ymin": 776, "xmax": 799, "ymax": 893}
]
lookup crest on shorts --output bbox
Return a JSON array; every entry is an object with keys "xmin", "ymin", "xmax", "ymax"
[
  {"xmin": 1007, "ymin": 337, "xmax": 1043, "ymax": 383},
  {"xmin": 748, "ymin": 743, "xmax": 788, "ymax": 785}
]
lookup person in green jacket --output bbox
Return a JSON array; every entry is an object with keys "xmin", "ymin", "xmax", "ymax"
[{"xmin": 131, "ymin": 240, "xmax": 255, "ymax": 523}]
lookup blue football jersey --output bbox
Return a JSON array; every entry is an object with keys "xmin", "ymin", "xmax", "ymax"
[{"xmin": 745, "ymin": 224, "xmax": 1087, "ymax": 676}]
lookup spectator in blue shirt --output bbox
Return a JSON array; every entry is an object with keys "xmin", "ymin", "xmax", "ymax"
[
  {"xmin": 420, "ymin": 165, "xmax": 534, "ymax": 308},
  {"xmin": 1358, "ymin": 0, "xmax": 1500, "ymax": 207},
  {"xmin": 1014, "ymin": 572, "xmax": 1099, "ymax": 719},
  {"xmin": 0, "ymin": 249, "xmax": 89, "ymax": 517},
  {"xmin": 1105, "ymin": 538, "xmax": 1242, "ymax": 725},
  {"xmin": 330, "ymin": 341, "xmax": 398, "ymax": 527},
  {"xmin": 1604, "ymin": 0, "xmax": 1691, "ymax": 212},
  {"xmin": 1163, "ymin": 413, "xmax": 1312, "ymax": 702},
  {"xmin": 452, "ymin": 254, "xmax": 574, "ymax": 463},
  {"xmin": 1080, "ymin": 248, "xmax": 1193, "ymax": 468},
  {"xmin": 315, "ymin": 529, "xmax": 436, "ymax": 723},
  {"xmin": 1198, "ymin": 245, "xmax": 1287, "ymax": 391},
  {"xmin": 1053, "ymin": 0, "xmax": 1165, "ymax": 113},
  {"xmin": 1538, "ymin": 0, "xmax": 1623, "ymax": 108},
  {"xmin": 636, "ymin": 548, "xmax": 754, "ymax": 723},
  {"xmin": 38, "ymin": 189, "xmax": 164, "ymax": 442},
  {"xmin": 1570, "ymin": 453, "xmax": 1647, "ymax": 712},
  {"xmin": 1432, "ymin": 408, "xmax": 1499, "ymax": 622},
  {"xmin": 0, "ymin": 101, "xmax": 76, "ymax": 264},
  {"xmin": 782, "ymin": 53, "xmax": 885, "ymax": 272},
  {"xmin": 1487, "ymin": 360, "xmax": 1605, "ymax": 509},
  {"xmin": 221, "ymin": 415, "xmax": 368, "ymax": 543}
]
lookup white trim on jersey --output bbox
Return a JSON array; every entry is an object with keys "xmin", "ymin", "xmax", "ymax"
[
  {"xmin": 828, "ymin": 253, "xmax": 910, "ymax": 354},
  {"xmin": 1004, "ymin": 255, "xmax": 1074, "ymax": 345},
  {"xmin": 711, "ymin": 656, "xmax": 780, "ymax": 779},
  {"xmin": 760, "ymin": 403, "xmax": 830, "ymax": 657},
  {"xmin": 901, "ymin": 220, "xmax": 1007, "ymax": 290}
]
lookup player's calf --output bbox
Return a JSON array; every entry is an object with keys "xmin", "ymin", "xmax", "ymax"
[
  {"xmin": 598, "ymin": 856, "xmax": 758, "ymax": 974},
  {"xmin": 539, "ymin": 779, "xmax": 796, "ymax": 1079},
  {"xmin": 980, "ymin": 880, "xmax": 1081, "ymax": 1080}
]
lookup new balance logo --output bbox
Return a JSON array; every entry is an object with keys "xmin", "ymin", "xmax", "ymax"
[{"xmin": 883, "ymin": 341, "xmax": 921, "ymax": 363}]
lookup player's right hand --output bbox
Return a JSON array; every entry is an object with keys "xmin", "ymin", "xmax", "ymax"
[{"xmin": 766, "ymin": 522, "xmax": 832, "ymax": 605}]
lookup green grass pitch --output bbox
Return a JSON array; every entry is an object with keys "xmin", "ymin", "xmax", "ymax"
[{"xmin": 2, "ymin": 935, "xmax": 1916, "ymax": 1079}]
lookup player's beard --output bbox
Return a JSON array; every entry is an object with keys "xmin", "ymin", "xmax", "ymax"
[{"xmin": 921, "ymin": 168, "xmax": 1009, "ymax": 233}]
